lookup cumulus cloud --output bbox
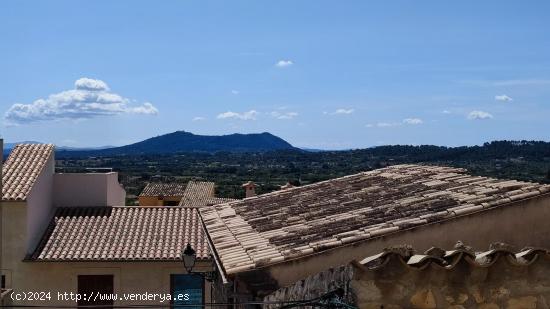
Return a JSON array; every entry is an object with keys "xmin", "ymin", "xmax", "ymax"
[
  {"xmin": 495, "ymin": 94, "xmax": 513, "ymax": 102},
  {"xmin": 270, "ymin": 111, "xmax": 298, "ymax": 120},
  {"xmin": 4, "ymin": 78, "xmax": 158, "ymax": 125},
  {"xmin": 129, "ymin": 102, "xmax": 158, "ymax": 114},
  {"xmin": 275, "ymin": 60, "xmax": 293, "ymax": 68},
  {"xmin": 402, "ymin": 118, "xmax": 423, "ymax": 125},
  {"xmin": 217, "ymin": 110, "xmax": 258, "ymax": 120},
  {"xmin": 442, "ymin": 110, "xmax": 452, "ymax": 114},
  {"xmin": 467, "ymin": 110, "xmax": 493, "ymax": 120},
  {"xmin": 74, "ymin": 78, "xmax": 110, "ymax": 91},
  {"xmin": 192, "ymin": 116, "xmax": 206, "ymax": 121}
]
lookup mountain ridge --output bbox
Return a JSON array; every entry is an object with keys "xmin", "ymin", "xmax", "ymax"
[{"xmin": 55, "ymin": 131, "xmax": 296, "ymax": 156}]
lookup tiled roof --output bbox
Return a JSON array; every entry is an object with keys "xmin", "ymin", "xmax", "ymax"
[
  {"xmin": 357, "ymin": 242, "xmax": 550, "ymax": 269},
  {"xmin": 30, "ymin": 206, "xmax": 209, "ymax": 261},
  {"xmin": 201, "ymin": 164, "xmax": 550, "ymax": 275},
  {"xmin": 139, "ymin": 182, "xmax": 188, "ymax": 197},
  {"xmin": 180, "ymin": 196, "xmax": 238, "ymax": 207},
  {"xmin": 2, "ymin": 144, "xmax": 54, "ymax": 201},
  {"xmin": 179, "ymin": 181, "xmax": 216, "ymax": 206}
]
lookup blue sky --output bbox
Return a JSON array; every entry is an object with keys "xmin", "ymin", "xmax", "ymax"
[{"xmin": 1, "ymin": 1, "xmax": 549, "ymax": 149}]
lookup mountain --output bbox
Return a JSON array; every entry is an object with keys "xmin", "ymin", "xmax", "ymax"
[
  {"xmin": 57, "ymin": 131, "xmax": 296, "ymax": 156},
  {"xmin": 2, "ymin": 141, "xmax": 114, "ymax": 157},
  {"xmin": 3, "ymin": 141, "xmax": 42, "ymax": 150},
  {"xmin": 56, "ymin": 145, "xmax": 115, "ymax": 151}
]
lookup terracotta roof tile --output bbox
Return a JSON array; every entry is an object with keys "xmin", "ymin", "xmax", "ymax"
[
  {"xmin": 177, "ymin": 181, "xmax": 237, "ymax": 207},
  {"xmin": 139, "ymin": 183, "xmax": 187, "ymax": 197},
  {"xmin": 201, "ymin": 164, "xmax": 550, "ymax": 275},
  {"xmin": 358, "ymin": 242, "xmax": 550, "ymax": 269},
  {"xmin": 179, "ymin": 181, "xmax": 215, "ymax": 206},
  {"xmin": 2, "ymin": 144, "xmax": 54, "ymax": 201},
  {"xmin": 30, "ymin": 206, "xmax": 209, "ymax": 261},
  {"xmin": 139, "ymin": 181, "xmax": 232, "ymax": 208}
]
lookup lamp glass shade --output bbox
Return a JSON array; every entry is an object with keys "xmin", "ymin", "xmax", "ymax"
[{"xmin": 182, "ymin": 244, "xmax": 196, "ymax": 272}]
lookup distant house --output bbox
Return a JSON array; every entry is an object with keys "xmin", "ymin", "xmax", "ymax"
[
  {"xmin": 201, "ymin": 164, "xmax": 550, "ymax": 301},
  {"xmin": 1, "ymin": 143, "xmax": 215, "ymax": 308},
  {"xmin": 139, "ymin": 182, "xmax": 189, "ymax": 206},
  {"xmin": 139, "ymin": 180, "xmax": 237, "ymax": 207}
]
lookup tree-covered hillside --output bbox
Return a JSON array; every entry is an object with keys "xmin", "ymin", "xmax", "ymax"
[{"xmin": 55, "ymin": 140, "xmax": 550, "ymax": 204}]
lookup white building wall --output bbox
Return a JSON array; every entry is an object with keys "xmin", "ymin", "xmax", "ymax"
[
  {"xmin": 107, "ymin": 173, "xmax": 127, "ymax": 206},
  {"xmin": 53, "ymin": 172, "xmax": 126, "ymax": 207},
  {"xmin": 25, "ymin": 154, "xmax": 55, "ymax": 254}
]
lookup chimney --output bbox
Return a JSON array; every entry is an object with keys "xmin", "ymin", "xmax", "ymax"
[
  {"xmin": 242, "ymin": 181, "xmax": 256, "ymax": 198},
  {"xmin": 280, "ymin": 182, "xmax": 294, "ymax": 190}
]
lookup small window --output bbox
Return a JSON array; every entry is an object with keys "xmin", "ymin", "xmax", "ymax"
[
  {"xmin": 1, "ymin": 275, "xmax": 5, "ymax": 289},
  {"xmin": 77, "ymin": 275, "xmax": 114, "ymax": 308},
  {"xmin": 164, "ymin": 200, "xmax": 180, "ymax": 206},
  {"xmin": 170, "ymin": 274, "xmax": 204, "ymax": 309}
]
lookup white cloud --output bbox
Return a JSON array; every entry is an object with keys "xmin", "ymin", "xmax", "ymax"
[
  {"xmin": 403, "ymin": 118, "xmax": 423, "ymax": 125},
  {"xmin": 4, "ymin": 78, "xmax": 158, "ymax": 125},
  {"xmin": 270, "ymin": 111, "xmax": 298, "ymax": 120},
  {"xmin": 192, "ymin": 116, "xmax": 206, "ymax": 121},
  {"xmin": 377, "ymin": 122, "xmax": 398, "ymax": 127},
  {"xmin": 467, "ymin": 110, "xmax": 493, "ymax": 120},
  {"xmin": 129, "ymin": 102, "xmax": 158, "ymax": 114},
  {"xmin": 366, "ymin": 122, "xmax": 400, "ymax": 128},
  {"xmin": 442, "ymin": 110, "xmax": 452, "ymax": 114},
  {"xmin": 495, "ymin": 94, "xmax": 513, "ymax": 102},
  {"xmin": 367, "ymin": 118, "xmax": 424, "ymax": 128},
  {"xmin": 275, "ymin": 60, "xmax": 293, "ymax": 68},
  {"xmin": 326, "ymin": 108, "xmax": 354, "ymax": 115},
  {"xmin": 334, "ymin": 108, "xmax": 354, "ymax": 115},
  {"xmin": 231, "ymin": 90, "xmax": 240, "ymax": 95},
  {"xmin": 74, "ymin": 78, "xmax": 110, "ymax": 91},
  {"xmin": 217, "ymin": 110, "xmax": 258, "ymax": 120}
]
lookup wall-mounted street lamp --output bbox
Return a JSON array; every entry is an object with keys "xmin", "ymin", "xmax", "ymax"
[{"xmin": 182, "ymin": 243, "xmax": 216, "ymax": 282}]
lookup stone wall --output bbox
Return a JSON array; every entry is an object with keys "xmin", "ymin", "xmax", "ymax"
[
  {"xmin": 264, "ymin": 244, "xmax": 550, "ymax": 309},
  {"xmin": 264, "ymin": 264, "xmax": 354, "ymax": 307}
]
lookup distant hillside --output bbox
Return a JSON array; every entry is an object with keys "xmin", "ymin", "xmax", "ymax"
[
  {"xmin": 57, "ymin": 131, "xmax": 296, "ymax": 156},
  {"xmin": 2, "ymin": 141, "xmax": 113, "ymax": 157},
  {"xmin": 4, "ymin": 141, "xmax": 41, "ymax": 150},
  {"xmin": 56, "ymin": 139, "xmax": 550, "ymax": 201}
]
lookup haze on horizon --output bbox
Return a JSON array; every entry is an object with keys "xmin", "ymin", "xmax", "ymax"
[{"xmin": 1, "ymin": 1, "xmax": 549, "ymax": 150}]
